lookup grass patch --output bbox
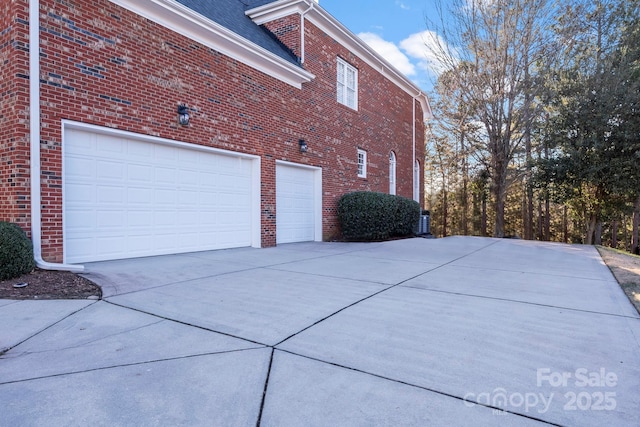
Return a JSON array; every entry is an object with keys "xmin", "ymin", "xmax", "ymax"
[{"xmin": 597, "ymin": 246, "xmax": 640, "ymax": 315}]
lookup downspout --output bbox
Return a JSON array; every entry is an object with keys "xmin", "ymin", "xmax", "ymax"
[
  {"xmin": 29, "ymin": 0, "xmax": 84, "ymax": 272},
  {"xmin": 300, "ymin": 0, "xmax": 315, "ymax": 64}
]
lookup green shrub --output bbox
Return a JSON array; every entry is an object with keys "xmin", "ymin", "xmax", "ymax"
[
  {"xmin": 393, "ymin": 195, "xmax": 421, "ymax": 236},
  {"xmin": 338, "ymin": 191, "xmax": 420, "ymax": 241},
  {"xmin": 0, "ymin": 222, "xmax": 36, "ymax": 280}
]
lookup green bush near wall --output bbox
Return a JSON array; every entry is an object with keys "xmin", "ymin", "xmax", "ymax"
[
  {"xmin": 0, "ymin": 222, "xmax": 36, "ymax": 281},
  {"xmin": 337, "ymin": 191, "xmax": 420, "ymax": 241}
]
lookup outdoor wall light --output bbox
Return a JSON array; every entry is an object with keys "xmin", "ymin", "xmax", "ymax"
[
  {"xmin": 177, "ymin": 104, "xmax": 190, "ymax": 126},
  {"xmin": 299, "ymin": 139, "xmax": 308, "ymax": 153}
]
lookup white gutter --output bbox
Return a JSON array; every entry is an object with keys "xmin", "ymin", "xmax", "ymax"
[
  {"xmin": 300, "ymin": 0, "xmax": 314, "ymax": 64},
  {"xmin": 29, "ymin": 0, "xmax": 83, "ymax": 272}
]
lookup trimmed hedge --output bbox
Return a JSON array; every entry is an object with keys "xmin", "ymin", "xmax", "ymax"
[
  {"xmin": 0, "ymin": 222, "xmax": 36, "ymax": 281},
  {"xmin": 337, "ymin": 191, "xmax": 420, "ymax": 241}
]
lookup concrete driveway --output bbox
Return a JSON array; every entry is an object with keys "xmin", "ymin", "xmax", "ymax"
[{"xmin": 1, "ymin": 237, "xmax": 639, "ymax": 426}]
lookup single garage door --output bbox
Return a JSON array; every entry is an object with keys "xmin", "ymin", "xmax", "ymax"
[
  {"xmin": 276, "ymin": 162, "xmax": 320, "ymax": 244},
  {"xmin": 64, "ymin": 127, "xmax": 257, "ymax": 263}
]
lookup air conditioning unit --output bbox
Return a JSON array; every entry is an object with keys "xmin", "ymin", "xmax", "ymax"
[{"xmin": 418, "ymin": 214, "xmax": 430, "ymax": 235}]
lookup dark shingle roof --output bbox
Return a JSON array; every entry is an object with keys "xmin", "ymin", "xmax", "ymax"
[
  {"xmin": 242, "ymin": 0, "xmax": 276, "ymax": 7},
  {"xmin": 175, "ymin": 0, "xmax": 300, "ymax": 66}
]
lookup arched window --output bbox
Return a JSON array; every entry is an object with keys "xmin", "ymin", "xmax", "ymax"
[
  {"xmin": 389, "ymin": 151, "xmax": 397, "ymax": 195},
  {"xmin": 413, "ymin": 159, "xmax": 420, "ymax": 202}
]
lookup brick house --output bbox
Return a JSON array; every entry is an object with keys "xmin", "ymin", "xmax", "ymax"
[{"xmin": 0, "ymin": 0, "xmax": 430, "ymax": 268}]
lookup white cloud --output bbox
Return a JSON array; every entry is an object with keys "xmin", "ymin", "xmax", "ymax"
[
  {"xmin": 357, "ymin": 32, "xmax": 416, "ymax": 76},
  {"xmin": 395, "ymin": 0, "xmax": 410, "ymax": 10},
  {"xmin": 400, "ymin": 30, "xmax": 458, "ymax": 77}
]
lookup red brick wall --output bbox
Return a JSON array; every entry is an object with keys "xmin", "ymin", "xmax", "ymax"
[
  {"xmin": 301, "ymin": 21, "xmax": 425, "ymax": 238},
  {"xmin": 263, "ymin": 15, "xmax": 301, "ymax": 60},
  {"xmin": 0, "ymin": 0, "xmax": 31, "ymax": 232},
  {"xmin": 4, "ymin": 0, "xmax": 424, "ymax": 262}
]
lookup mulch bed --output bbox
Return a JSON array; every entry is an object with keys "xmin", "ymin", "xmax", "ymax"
[{"xmin": 0, "ymin": 269, "xmax": 101, "ymax": 300}]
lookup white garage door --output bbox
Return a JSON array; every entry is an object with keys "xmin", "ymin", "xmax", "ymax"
[
  {"xmin": 64, "ymin": 127, "xmax": 256, "ymax": 263},
  {"xmin": 276, "ymin": 163, "xmax": 319, "ymax": 244}
]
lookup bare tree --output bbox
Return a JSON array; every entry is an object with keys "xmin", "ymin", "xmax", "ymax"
[
  {"xmin": 427, "ymin": 68, "xmax": 481, "ymax": 237},
  {"xmin": 426, "ymin": 0, "xmax": 554, "ymax": 237}
]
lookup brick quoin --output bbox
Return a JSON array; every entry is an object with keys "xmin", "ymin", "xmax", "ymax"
[{"xmin": 0, "ymin": 0, "xmax": 425, "ymax": 263}]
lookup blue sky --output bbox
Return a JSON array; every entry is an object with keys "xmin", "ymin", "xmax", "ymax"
[{"xmin": 317, "ymin": 0, "xmax": 443, "ymax": 92}]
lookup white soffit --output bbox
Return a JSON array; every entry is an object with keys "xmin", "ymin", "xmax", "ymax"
[
  {"xmin": 109, "ymin": 0, "xmax": 314, "ymax": 89},
  {"xmin": 247, "ymin": 0, "xmax": 432, "ymax": 120}
]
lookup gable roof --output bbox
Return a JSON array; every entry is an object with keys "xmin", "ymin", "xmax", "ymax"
[{"xmin": 175, "ymin": 0, "xmax": 299, "ymax": 66}]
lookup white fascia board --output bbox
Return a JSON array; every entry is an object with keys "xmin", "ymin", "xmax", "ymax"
[
  {"xmin": 246, "ymin": 0, "xmax": 309, "ymax": 25},
  {"xmin": 248, "ymin": 0, "xmax": 432, "ymax": 120},
  {"xmin": 109, "ymin": 0, "xmax": 314, "ymax": 89}
]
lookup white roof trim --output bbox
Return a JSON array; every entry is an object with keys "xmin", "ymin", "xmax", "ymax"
[
  {"xmin": 247, "ymin": 0, "xmax": 432, "ymax": 120},
  {"xmin": 108, "ymin": 0, "xmax": 314, "ymax": 89},
  {"xmin": 247, "ymin": 0, "xmax": 309, "ymax": 25}
]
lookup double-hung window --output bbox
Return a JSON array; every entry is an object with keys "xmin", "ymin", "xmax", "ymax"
[
  {"xmin": 357, "ymin": 149, "xmax": 367, "ymax": 178},
  {"xmin": 337, "ymin": 58, "xmax": 358, "ymax": 110}
]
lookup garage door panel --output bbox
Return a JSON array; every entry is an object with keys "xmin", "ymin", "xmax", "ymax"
[
  {"xmin": 66, "ymin": 133, "xmax": 95, "ymax": 154},
  {"xmin": 65, "ymin": 183, "xmax": 95, "ymax": 203},
  {"xmin": 95, "ymin": 185, "xmax": 123, "ymax": 204},
  {"xmin": 127, "ymin": 139, "xmax": 152, "ymax": 158},
  {"xmin": 97, "ymin": 160, "xmax": 125, "ymax": 180},
  {"xmin": 96, "ymin": 210, "xmax": 125, "ymax": 228},
  {"xmin": 178, "ymin": 190, "xmax": 199, "ymax": 205},
  {"xmin": 128, "ymin": 164, "xmax": 153, "ymax": 182},
  {"xmin": 95, "ymin": 237, "xmax": 125, "ymax": 257},
  {"xmin": 276, "ymin": 164, "xmax": 318, "ymax": 244},
  {"xmin": 179, "ymin": 170, "xmax": 199, "ymax": 186},
  {"xmin": 154, "ymin": 144, "xmax": 175, "ymax": 161},
  {"xmin": 96, "ymin": 135, "xmax": 124, "ymax": 155},
  {"xmin": 127, "ymin": 187, "xmax": 153, "ymax": 204},
  {"xmin": 66, "ymin": 209, "xmax": 95, "ymax": 229},
  {"xmin": 177, "ymin": 148, "xmax": 200, "ymax": 163},
  {"xmin": 66, "ymin": 156, "xmax": 95, "ymax": 178},
  {"xmin": 127, "ymin": 211, "xmax": 152, "ymax": 227},
  {"xmin": 155, "ymin": 167, "xmax": 177, "ymax": 184},
  {"xmin": 154, "ymin": 189, "xmax": 177, "ymax": 205},
  {"xmin": 128, "ymin": 235, "xmax": 151, "ymax": 252},
  {"xmin": 64, "ymin": 128, "xmax": 255, "ymax": 263}
]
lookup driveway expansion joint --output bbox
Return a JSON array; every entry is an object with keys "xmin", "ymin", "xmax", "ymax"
[
  {"xmin": 272, "ymin": 240, "xmax": 504, "ymax": 347},
  {"xmin": 256, "ymin": 348, "xmax": 275, "ymax": 427},
  {"xmin": 0, "ymin": 300, "xmax": 98, "ymax": 357},
  {"xmin": 400, "ymin": 285, "xmax": 640, "ymax": 320},
  {"xmin": 272, "ymin": 349, "xmax": 563, "ymax": 427},
  {"xmin": 104, "ymin": 299, "xmax": 270, "ymax": 347},
  {"xmin": 0, "ymin": 347, "xmax": 266, "ymax": 387}
]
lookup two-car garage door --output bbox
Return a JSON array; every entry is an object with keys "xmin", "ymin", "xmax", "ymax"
[{"xmin": 63, "ymin": 127, "xmax": 259, "ymax": 263}]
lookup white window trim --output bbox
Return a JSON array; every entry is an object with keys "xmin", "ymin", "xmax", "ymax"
[
  {"xmin": 337, "ymin": 57, "xmax": 358, "ymax": 110},
  {"xmin": 389, "ymin": 151, "xmax": 397, "ymax": 195},
  {"xmin": 357, "ymin": 148, "xmax": 367, "ymax": 178}
]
